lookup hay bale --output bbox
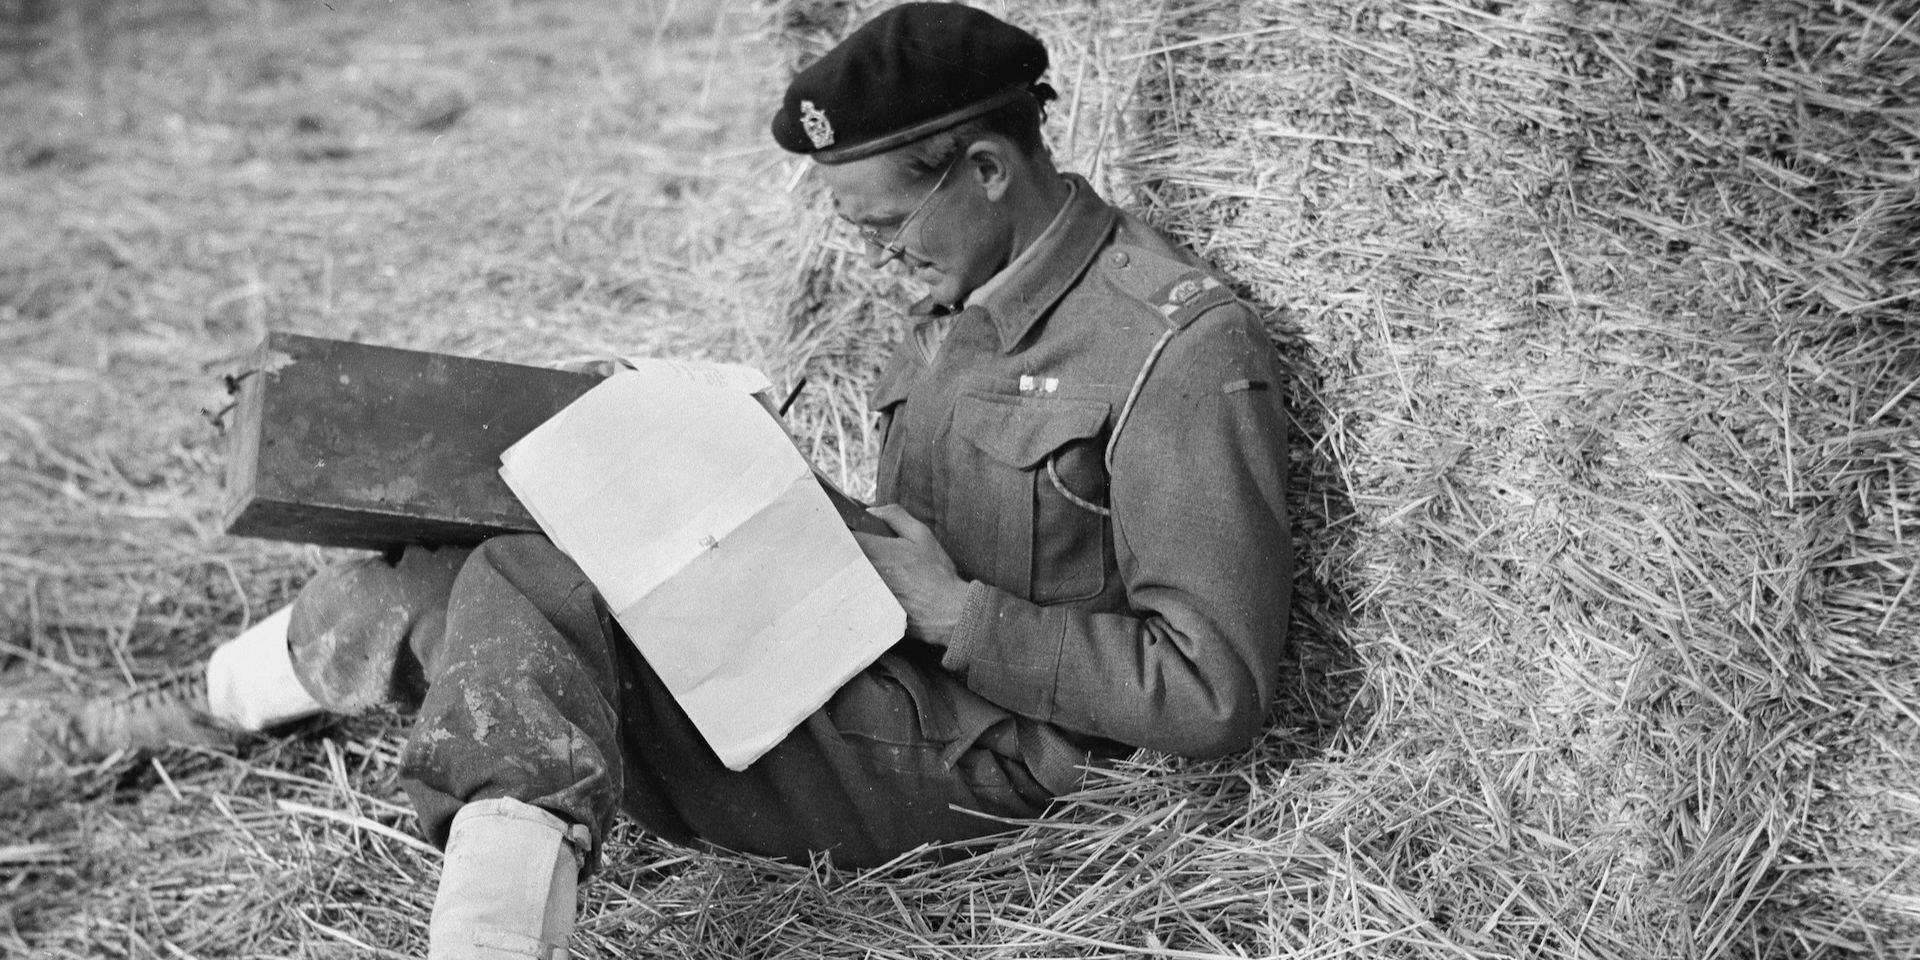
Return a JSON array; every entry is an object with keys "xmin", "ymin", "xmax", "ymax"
[{"xmin": 1096, "ymin": 0, "xmax": 1919, "ymax": 955}]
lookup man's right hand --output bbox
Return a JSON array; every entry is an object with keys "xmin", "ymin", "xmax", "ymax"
[{"xmin": 854, "ymin": 504, "xmax": 969, "ymax": 648}]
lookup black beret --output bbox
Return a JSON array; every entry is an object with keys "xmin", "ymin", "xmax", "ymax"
[{"xmin": 771, "ymin": 3, "xmax": 1049, "ymax": 164}]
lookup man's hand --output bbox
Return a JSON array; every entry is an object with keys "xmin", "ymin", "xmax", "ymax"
[{"xmin": 853, "ymin": 504, "xmax": 969, "ymax": 648}]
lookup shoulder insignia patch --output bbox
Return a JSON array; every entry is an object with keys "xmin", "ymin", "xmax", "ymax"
[
  {"xmin": 1150, "ymin": 271, "xmax": 1220, "ymax": 313},
  {"xmin": 1148, "ymin": 271, "xmax": 1235, "ymax": 329}
]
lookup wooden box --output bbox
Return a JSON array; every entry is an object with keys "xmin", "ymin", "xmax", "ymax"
[
  {"xmin": 223, "ymin": 332, "xmax": 602, "ymax": 550},
  {"xmin": 222, "ymin": 332, "xmax": 888, "ymax": 551}
]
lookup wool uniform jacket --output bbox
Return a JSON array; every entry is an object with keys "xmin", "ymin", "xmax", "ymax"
[{"xmin": 869, "ymin": 176, "xmax": 1293, "ymax": 792}]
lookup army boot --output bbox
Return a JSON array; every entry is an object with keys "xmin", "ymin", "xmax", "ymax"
[
  {"xmin": 0, "ymin": 606, "xmax": 324, "ymax": 787},
  {"xmin": 0, "ymin": 668, "xmax": 231, "ymax": 787}
]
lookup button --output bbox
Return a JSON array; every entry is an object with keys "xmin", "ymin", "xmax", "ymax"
[{"xmin": 1109, "ymin": 250, "xmax": 1129, "ymax": 268}]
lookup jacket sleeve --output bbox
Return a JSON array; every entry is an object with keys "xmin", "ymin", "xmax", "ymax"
[{"xmin": 939, "ymin": 304, "xmax": 1292, "ymax": 758}]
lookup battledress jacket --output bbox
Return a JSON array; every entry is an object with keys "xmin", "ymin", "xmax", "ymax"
[{"xmin": 869, "ymin": 176, "xmax": 1293, "ymax": 793}]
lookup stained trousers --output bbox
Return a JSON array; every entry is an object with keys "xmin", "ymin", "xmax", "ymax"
[{"xmin": 284, "ymin": 536, "xmax": 1078, "ymax": 870}]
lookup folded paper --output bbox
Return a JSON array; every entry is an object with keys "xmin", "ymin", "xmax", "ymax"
[{"xmin": 499, "ymin": 365, "xmax": 903, "ymax": 770}]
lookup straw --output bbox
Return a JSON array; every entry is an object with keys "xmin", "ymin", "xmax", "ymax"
[{"xmin": 3, "ymin": 0, "xmax": 1914, "ymax": 956}]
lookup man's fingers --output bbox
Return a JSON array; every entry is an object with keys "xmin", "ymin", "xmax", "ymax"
[
  {"xmin": 853, "ymin": 530, "xmax": 909, "ymax": 567},
  {"xmin": 867, "ymin": 503, "xmax": 929, "ymax": 539}
]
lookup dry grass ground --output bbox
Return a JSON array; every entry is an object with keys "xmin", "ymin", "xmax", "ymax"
[{"xmin": 2, "ymin": 0, "xmax": 1915, "ymax": 958}]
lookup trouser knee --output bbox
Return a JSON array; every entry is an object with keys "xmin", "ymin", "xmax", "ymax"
[
  {"xmin": 287, "ymin": 545, "xmax": 469, "ymax": 714},
  {"xmin": 456, "ymin": 535, "xmax": 589, "ymax": 617}
]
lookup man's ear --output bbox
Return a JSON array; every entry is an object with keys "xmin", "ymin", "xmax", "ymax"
[{"xmin": 965, "ymin": 139, "xmax": 1015, "ymax": 202}]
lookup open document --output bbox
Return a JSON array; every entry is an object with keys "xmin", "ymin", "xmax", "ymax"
[{"xmin": 497, "ymin": 360, "xmax": 904, "ymax": 770}]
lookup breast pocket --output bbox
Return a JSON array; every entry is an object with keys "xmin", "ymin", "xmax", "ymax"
[{"xmin": 950, "ymin": 392, "xmax": 1111, "ymax": 604}]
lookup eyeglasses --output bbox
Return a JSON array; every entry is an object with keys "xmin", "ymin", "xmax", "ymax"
[{"xmin": 857, "ymin": 159, "xmax": 958, "ymax": 266}]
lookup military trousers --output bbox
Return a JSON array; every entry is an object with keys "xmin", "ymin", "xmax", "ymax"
[{"xmin": 283, "ymin": 535, "xmax": 1074, "ymax": 870}]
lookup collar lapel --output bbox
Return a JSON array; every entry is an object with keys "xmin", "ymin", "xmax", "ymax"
[{"xmin": 978, "ymin": 175, "xmax": 1117, "ymax": 354}]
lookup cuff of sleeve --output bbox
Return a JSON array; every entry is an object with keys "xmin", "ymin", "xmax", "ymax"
[{"xmin": 941, "ymin": 581, "xmax": 997, "ymax": 673}]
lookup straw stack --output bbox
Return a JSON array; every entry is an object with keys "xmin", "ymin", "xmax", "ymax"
[
  {"xmin": 733, "ymin": 0, "xmax": 1919, "ymax": 956},
  {"xmin": 1052, "ymin": 0, "xmax": 1915, "ymax": 955}
]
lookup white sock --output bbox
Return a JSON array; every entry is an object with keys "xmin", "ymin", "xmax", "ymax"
[{"xmin": 204, "ymin": 606, "xmax": 325, "ymax": 731}]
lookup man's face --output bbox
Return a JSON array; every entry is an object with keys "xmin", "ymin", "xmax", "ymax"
[{"xmin": 818, "ymin": 150, "xmax": 1010, "ymax": 308}]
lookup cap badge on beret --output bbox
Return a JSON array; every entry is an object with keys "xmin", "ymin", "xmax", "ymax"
[
  {"xmin": 770, "ymin": 3, "xmax": 1051, "ymax": 164},
  {"xmin": 799, "ymin": 100, "xmax": 835, "ymax": 149}
]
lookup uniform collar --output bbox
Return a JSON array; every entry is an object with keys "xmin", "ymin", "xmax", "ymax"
[
  {"xmin": 907, "ymin": 174, "xmax": 1117, "ymax": 354},
  {"xmin": 977, "ymin": 174, "xmax": 1116, "ymax": 353},
  {"xmin": 968, "ymin": 177, "xmax": 1077, "ymax": 309}
]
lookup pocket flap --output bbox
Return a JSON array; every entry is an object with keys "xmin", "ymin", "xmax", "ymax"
[{"xmin": 953, "ymin": 394, "xmax": 1110, "ymax": 468}]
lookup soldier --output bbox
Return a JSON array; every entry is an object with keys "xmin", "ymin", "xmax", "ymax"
[{"xmin": 1, "ymin": 5, "xmax": 1291, "ymax": 957}]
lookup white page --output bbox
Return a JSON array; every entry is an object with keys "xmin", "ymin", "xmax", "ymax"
[
  {"xmin": 616, "ymin": 356, "xmax": 772, "ymax": 396},
  {"xmin": 499, "ymin": 369, "xmax": 903, "ymax": 770}
]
